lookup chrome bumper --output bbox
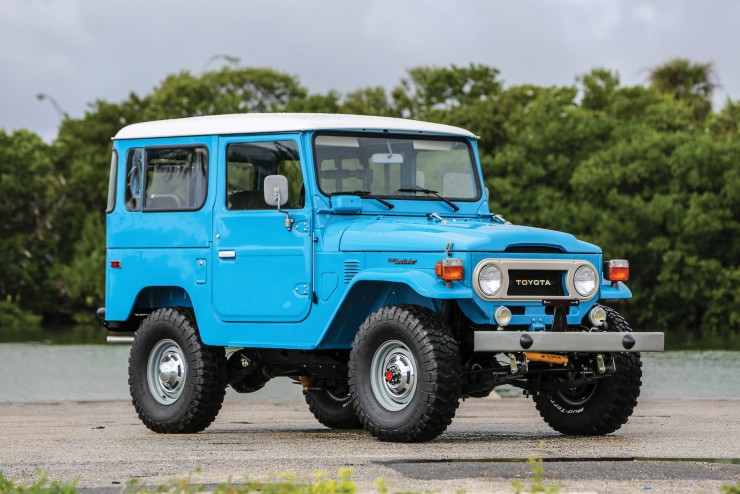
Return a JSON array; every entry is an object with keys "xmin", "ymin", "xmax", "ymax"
[{"xmin": 473, "ymin": 331, "xmax": 664, "ymax": 353}]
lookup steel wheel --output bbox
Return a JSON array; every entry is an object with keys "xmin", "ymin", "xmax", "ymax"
[
  {"xmin": 147, "ymin": 339, "xmax": 187, "ymax": 405},
  {"xmin": 370, "ymin": 340, "xmax": 417, "ymax": 412}
]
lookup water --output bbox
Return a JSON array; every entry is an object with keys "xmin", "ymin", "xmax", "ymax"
[
  {"xmin": 0, "ymin": 342, "xmax": 305, "ymax": 403},
  {"xmin": 0, "ymin": 341, "xmax": 737, "ymax": 402}
]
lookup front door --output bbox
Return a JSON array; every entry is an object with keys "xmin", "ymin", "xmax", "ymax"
[{"xmin": 212, "ymin": 136, "xmax": 312, "ymax": 322}]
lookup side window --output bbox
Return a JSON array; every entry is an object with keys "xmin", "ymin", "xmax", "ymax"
[
  {"xmin": 124, "ymin": 148, "xmax": 143, "ymax": 211},
  {"xmin": 226, "ymin": 140, "xmax": 303, "ymax": 210},
  {"xmin": 106, "ymin": 150, "xmax": 118, "ymax": 213},
  {"xmin": 144, "ymin": 147, "xmax": 208, "ymax": 211}
]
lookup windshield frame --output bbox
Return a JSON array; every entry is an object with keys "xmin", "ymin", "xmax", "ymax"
[{"xmin": 311, "ymin": 131, "xmax": 482, "ymax": 204}]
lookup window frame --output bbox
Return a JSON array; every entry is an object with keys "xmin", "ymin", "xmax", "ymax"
[
  {"xmin": 106, "ymin": 150, "xmax": 118, "ymax": 214},
  {"xmin": 225, "ymin": 139, "xmax": 305, "ymax": 211},
  {"xmin": 311, "ymin": 131, "xmax": 482, "ymax": 203},
  {"xmin": 141, "ymin": 144, "xmax": 210, "ymax": 213},
  {"xmin": 124, "ymin": 147, "xmax": 143, "ymax": 212}
]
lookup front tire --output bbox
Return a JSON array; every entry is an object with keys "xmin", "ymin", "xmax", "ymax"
[
  {"xmin": 533, "ymin": 306, "xmax": 642, "ymax": 435},
  {"xmin": 349, "ymin": 305, "xmax": 462, "ymax": 442},
  {"xmin": 129, "ymin": 308, "xmax": 227, "ymax": 433}
]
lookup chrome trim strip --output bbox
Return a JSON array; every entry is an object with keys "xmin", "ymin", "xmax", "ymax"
[
  {"xmin": 472, "ymin": 259, "xmax": 598, "ymax": 301},
  {"xmin": 473, "ymin": 331, "xmax": 664, "ymax": 352}
]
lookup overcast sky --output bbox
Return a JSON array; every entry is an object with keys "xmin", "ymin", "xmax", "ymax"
[{"xmin": 1, "ymin": 0, "xmax": 738, "ymax": 141}]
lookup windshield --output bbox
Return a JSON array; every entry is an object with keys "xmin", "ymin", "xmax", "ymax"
[{"xmin": 313, "ymin": 133, "xmax": 480, "ymax": 201}]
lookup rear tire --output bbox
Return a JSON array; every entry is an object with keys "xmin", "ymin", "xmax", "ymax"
[
  {"xmin": 349, "ymin": 305, "xmax": 462, "ymax": 442},
  {"xmin": 305, "ymin": 386, "xmax": 361, "ymax": 429},
  {"xmin": 533, "ymin": 306, "xmax": 642, "ymax": 435},
  {"xmin": 230, "ymin": 367, "xmax": 271, "ymax": 394},
  {"xmin": 129, "ymin": 308, "xmax": 227, "ymax": 433}
]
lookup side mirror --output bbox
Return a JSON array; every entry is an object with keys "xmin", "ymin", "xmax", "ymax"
[{"xmin": 264, "ymin": 175, "xmax": 289, "ymax": 207}]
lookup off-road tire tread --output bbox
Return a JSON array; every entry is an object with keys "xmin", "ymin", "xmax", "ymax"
[
  {"xmin": 230, "ymin": 371, "xmax": 270, "ymax": 394},
  {"xmin": 533, "ymin": 306, "xmax": 642, "ymax": 435},
  {"xmin": 305, "ymin": 389, "xmax": 362, "ymax": 429},
  {"xmin": 129, "ymin": 308, "xmax": 227, "ymax": 434},
  {"xmin": 349, "ymin": 304, "xmax": 462, "ymax": 442}
]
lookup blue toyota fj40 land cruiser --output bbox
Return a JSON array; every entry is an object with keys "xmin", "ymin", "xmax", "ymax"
[{"xmin": 99, "ymin": 113, "xmax": 664, "ymax": 442}]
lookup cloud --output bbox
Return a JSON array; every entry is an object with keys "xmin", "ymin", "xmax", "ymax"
[{"xmin": 0, "ymin": 0, "xmax": 738, "ymax": 139}]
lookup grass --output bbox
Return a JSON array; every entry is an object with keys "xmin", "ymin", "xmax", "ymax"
[
  {"xmin": 6, "ymin": 461, "xmax": 737, "ymax": 494},
  {"xmin": 124, "ymin": 468, "xmax": 359, "ymax": 493},
  {"xmin": 0, "ymin": 468, "xmax": 77, "ymax": 494},
  {"xmin": 510, "ymin": 442, "xmax": 559, "ymax": 494}
]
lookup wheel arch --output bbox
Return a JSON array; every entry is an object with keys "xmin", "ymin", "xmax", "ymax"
[
  {"xmin": 318, "ymin": 280, "xmax": 440, "ymax": 348},
  {"xmin": 107, "ymin": 286, "xmax": 196, "ymax": 331}
]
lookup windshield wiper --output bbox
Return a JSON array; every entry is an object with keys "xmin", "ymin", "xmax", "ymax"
[
  {"xmin": 333, "ymin": 191, "xmax": 394, "ymax": 209},
  {"xmin": 395, "ymin": 186, "xmax": 459, "ymax": 212}
]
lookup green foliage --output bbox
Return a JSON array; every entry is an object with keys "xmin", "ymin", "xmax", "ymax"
[
  {"xmin": 488, "ymin": 63, "xmax": 739, "ymax": 334},
  {"xmin": 0, "ymin": 299, "xmax": 41, "ymax": 331},
  {"xmin": 722, "ymin": 482, "xmax": 740, "ymax": 494},
  {"xmin": 124, "ymin": 468, "xmax": 359, "ymax": 493},
  {"xmin": 0, "ymin": 468, "xmax": 77, "ymax": 493},
  {"xmin": 0, "ymin": 130, "xmax": 65, "ymax": 316},
  {"xmin": 511, "ymin": 443, "xmax": 559, "ymax": 494},
  {"xmin": 0, "ymin": 60, "xmax": 737, "ymax": 336}
]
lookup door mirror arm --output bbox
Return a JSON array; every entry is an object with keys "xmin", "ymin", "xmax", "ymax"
[{"xmin": 264, "ymin": 175, "xmax": 294, "ymax": 231}]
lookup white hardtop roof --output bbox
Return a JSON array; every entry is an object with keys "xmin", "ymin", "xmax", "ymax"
[{"xmin": 113, "ymin": 113, "xmax": 478, "ymax": 140}]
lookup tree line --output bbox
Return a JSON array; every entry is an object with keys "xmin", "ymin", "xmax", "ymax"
[{"xmin": 0, "ymin": 60, "xmax": 737, "ymax": 337}]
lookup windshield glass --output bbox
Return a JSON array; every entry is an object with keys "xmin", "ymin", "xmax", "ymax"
[{"xmin": 313, "ymin": 133, "xmax": 479, "ymax": 201}]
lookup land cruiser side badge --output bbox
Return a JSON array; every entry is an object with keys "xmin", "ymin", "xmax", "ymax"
[{"xmin": 388, "ymin": 258, "xmax": 417, "ymax": 265}]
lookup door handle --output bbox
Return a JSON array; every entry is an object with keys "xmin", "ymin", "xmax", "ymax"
[{"xmin": 218, "ymin": 250, "xmax": 236, "ymax": 260}]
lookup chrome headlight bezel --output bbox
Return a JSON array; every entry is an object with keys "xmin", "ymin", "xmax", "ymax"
[
  {"xmin": 477, "ymin": 263, "xmax": 503, "ymax": 297},
  {"xmin": 574, "ymin": 264, "xmax": 598, "ymax": 298}
]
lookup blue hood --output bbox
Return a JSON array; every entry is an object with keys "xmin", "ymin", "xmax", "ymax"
[{"xmin": 337, "ymin": 220, "xmax": 600, "ymax": 253}]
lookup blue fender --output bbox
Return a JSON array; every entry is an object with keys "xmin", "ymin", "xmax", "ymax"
[
  {"xmin": 600, "ymin": 281, "xmax": 632, "ymax": 300},
  {"xmin": 350, "ymin": 269, "xmax": 473, "ymax": 299},
  {"xmin": 317, "ymin": 269, "xmax": 473, "ymax": 348}
]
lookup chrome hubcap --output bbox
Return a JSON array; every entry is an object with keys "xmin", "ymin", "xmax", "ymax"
[
  {"xmin": 370, "ymin": 340, "xmax": 417, "ymax": 411},
  {"xmin": 147, "ymin": 339, "xmax": 186, "ymax": 405}
]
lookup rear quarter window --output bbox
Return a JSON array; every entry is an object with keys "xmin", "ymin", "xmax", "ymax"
[{"xmin": 143, "ymin": 147, "xmax": 208, "ymax": 211}]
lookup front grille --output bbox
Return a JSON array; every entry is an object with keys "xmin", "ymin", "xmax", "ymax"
[{"xmin": 507, "ymin": 269, "xmax": 564, "ymax": 297}]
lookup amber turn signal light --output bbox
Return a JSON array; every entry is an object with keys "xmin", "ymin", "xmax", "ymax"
[
  {"xmin": 605, "ymin": 259, "xmax": 629, "ymax": 282},
  {"xmin": 435, "ymin": 258, "xmax": 463, "ymax": 281}
]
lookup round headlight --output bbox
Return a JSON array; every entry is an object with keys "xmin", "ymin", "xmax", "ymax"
[
  {"xmin": 479, "ymin": 264, "xmax": 503, "ymax": 297},
  {"xmin": 574, "ymin": 265, "xmax": 598, "ymax": 297}
]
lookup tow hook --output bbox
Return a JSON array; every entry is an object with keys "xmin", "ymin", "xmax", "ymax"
[
  {"xmin": 508, "ymin": 353, "xmax": 519, "ymax": 374},
  {"xmin": 596, "ymin": 353, "xmax": 606, "ymax": 374}
]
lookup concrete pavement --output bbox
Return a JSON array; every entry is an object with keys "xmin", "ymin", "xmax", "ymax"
[{"xmin": 0, "ymin": 396, "xmax": 738, "ymax": 493}]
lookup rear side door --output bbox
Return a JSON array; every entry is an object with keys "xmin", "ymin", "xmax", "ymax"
[{"xmin": 211, "ymin": 135, "xmax": 312, "ymax": 322}]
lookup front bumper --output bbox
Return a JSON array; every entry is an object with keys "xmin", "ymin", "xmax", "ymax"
[{"xmin": 474, "ymin": 331, "xmax": 664, "ymax": 353}]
